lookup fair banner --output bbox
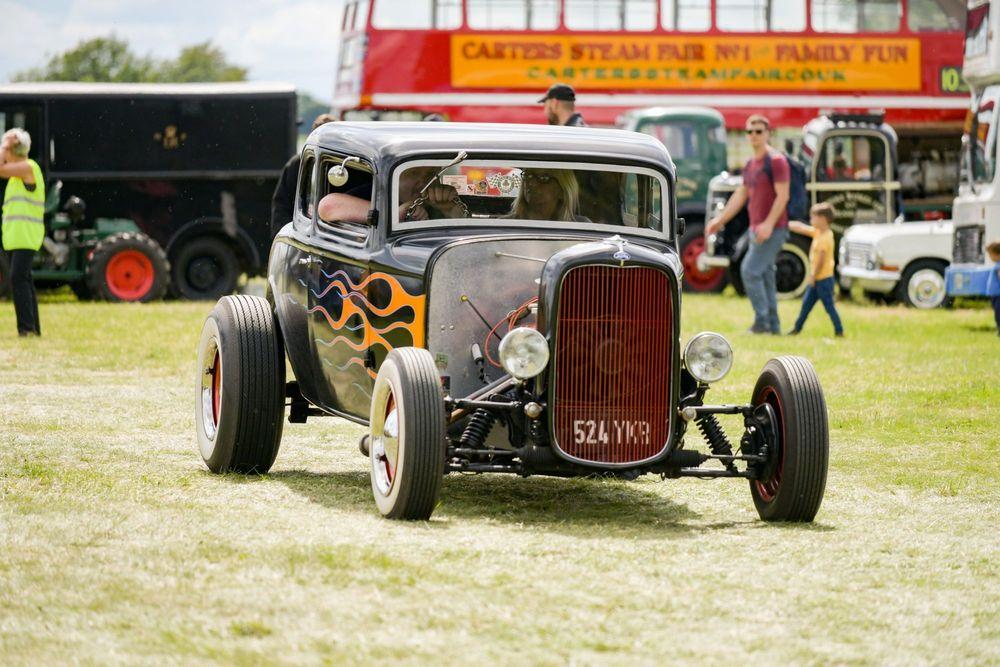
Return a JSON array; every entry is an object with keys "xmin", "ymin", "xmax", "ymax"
[{"xmin": 451, "ymin": 35, "xmax": 921, "ymax": 92}]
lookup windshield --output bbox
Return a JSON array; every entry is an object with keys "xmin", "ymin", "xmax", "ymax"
[
  {"xmin": 815, "ymin": 134, "xmax": 889, "ymax": 183},
  {"xmin": 392, "ymin": 160, "xmax": 667, "ymax": 234},
  {"xmin": 963, "ymin": 86, "xmax": 999, "ymax": 186}
]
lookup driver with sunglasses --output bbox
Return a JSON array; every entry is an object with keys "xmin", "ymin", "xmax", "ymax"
[{"xmin": 705, "ymin": 114, "xmax": 791, "ymax": 335}]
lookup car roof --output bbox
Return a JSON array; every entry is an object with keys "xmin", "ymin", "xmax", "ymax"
[{"xmin": 307, "ymin": 121, "xmax": 675, "ymax": 173}]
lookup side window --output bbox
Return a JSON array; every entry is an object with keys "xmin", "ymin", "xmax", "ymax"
[
  {"xmin": 297, "ymin": 153, "xmax": 316, "ymax": 224},
  {"xmin": 315, "ymin": 154, "xmax": 374, "ymax": 249}
]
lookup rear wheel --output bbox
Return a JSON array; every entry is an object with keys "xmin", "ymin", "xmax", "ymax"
[
  {"xmin": 196, "ymin": 295, "xmax": 285, "ymax": 474},
  {"xmin": 369, "ymin": 348, "xmax": 446, "ymax": 520},
  {"xmin": 86, "ymin": 232, "xmax": 169, "ymax": 302},
  {"xmin": 898, "ymin": 259, "xmax": 950, "ymax": 309},
  {"xmin": 727, "ymin": 235, "xmax": 809, "ymax": 299},
  {"xmin": 171, "ymin": 238, "xmax": 239, "ymax": 301},
  {"xmin": 749, "ymin": 356, "xmax": 829, "ymax": 522},
  {"xmin": 679, "ymin": 221, "xmax": 727, "ymax": 293},
  {"xmin": 775, "ymin": 238, "xmax": 810, "ymax": 299}
]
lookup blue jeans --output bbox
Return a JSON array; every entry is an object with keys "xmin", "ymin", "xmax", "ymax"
[
  {"xmin": 794, "ymin": 276, "xmax": 843, "ymax": 334},
  {"xmin": 741, "ymin": 227, "xmax": 789, "ymax": 333}
]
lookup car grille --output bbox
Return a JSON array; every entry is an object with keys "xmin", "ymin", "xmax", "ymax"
[
  {"xmin": 953, "ymin": 225, "xmax": 985, "ymax": 264},
  {"xmin": 551, "ymin": 265, "xmax": 673, "ymax": 465},
  {"xmin": 843, "ymin": 241, "xmax": 873, "ymax": 268}
]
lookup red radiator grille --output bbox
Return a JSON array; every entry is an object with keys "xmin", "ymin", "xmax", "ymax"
[{"xmin": 552, "ymin": 265, "xmax": 673, "ymax": 465}]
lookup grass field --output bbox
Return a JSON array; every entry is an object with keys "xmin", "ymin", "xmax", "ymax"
[{"xmin": 1, "ymin": 290, "xmax": 997, "ymax": 665}]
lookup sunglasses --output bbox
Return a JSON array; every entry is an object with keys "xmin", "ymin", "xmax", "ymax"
[
  {"xmin": 522, "ymin": 172, "xmax": 555, "ymax": 184},
  {"xmin": 745, "ymin": 128, "xmax": 767, "ymax": 135}
]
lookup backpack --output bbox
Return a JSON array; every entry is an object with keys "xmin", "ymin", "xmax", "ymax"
[{"xmin": 762, "ymin": 151, "xmax": 808, "ymax": 221}]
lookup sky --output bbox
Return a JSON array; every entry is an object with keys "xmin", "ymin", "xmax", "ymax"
[{"xmin": 0, "ymin": 0, "xmax": 345, "ymax": 100}]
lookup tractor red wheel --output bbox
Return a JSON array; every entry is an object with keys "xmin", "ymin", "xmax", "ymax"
[
  {"xmin": 87, "ymin": 231, "xmax": 169, "ymax": 302},
  {"xmin": 105, "ymin": 249, "xmax": 155, "ymax": 301}
]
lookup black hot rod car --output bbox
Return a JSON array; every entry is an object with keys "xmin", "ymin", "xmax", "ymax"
[{"xmin": 195, "ymin": 122, "xmax": 829, "ymax": 522}]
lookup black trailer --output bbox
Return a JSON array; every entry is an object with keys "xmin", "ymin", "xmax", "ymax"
[{"xmin": 0, "ymin": 82, "xmax": 296, "ymax": 299}]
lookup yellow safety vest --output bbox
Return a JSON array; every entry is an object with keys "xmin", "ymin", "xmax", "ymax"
[{"xmin": 2, "ymin": 158, "xmax": 45, "ymax": 251}]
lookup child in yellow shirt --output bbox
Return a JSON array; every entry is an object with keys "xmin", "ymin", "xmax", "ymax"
[{"xmin": 788, "ymin": 203, "xmax": 844, "ymax": 337}]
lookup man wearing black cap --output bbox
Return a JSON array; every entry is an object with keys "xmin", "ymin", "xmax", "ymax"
[{"xmin": 539, "ymin": 83, "xmax": 587, "ymax": 127}]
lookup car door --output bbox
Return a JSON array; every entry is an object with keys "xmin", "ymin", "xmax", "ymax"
[
  {"xmin": 271, "ymin": 149, "xmax": 324, "ymax": 405},
  {"xmin": 306, "ymin": 152, "xmax": 377, "ymax": 420}
]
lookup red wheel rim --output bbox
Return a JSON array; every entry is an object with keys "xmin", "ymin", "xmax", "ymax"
[
  {"xmin": 211, "ymin": 351, "xmax": 222, "ymax": 428},
  {"xmin": 105, "ymin": 250, "xmax": 155, "ymax": 300},
  {"xmin": 680, "ymin": 236, "xmax": 726, "ymax": 292},
  {"xmin": 754, "ymin": 386, "xmax": 785, "ymax": 503}
]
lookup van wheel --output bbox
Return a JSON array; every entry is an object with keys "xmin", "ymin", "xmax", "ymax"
[
  {"xmin": 87, "ymin": 232, "xmax": 170, "ymax": 302},
  {"xmin": 196, "ymin": 295, "xmax": 285, "ymax": 474},
  {"xmin": 775, "ymin": 237, "xmax": 810, "ymax": 300},
  {"xmin": 172, "ymin": 238, "xmax": 239, "ymax": 300},
  {"xmin": 898, "ymin": 260, "xmax": 950, "ymax": 309},
  {"xmin": 369, "ymin": 348, "xmax": 447, "ymax": 520},
  {"xmin": 749, "ymin": 356, "xmax": 829, "ymax": 522}
]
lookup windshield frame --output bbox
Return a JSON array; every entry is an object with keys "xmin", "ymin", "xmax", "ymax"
[{"xmin": 388, "ymin": 158, "xmax": 673, "ymax": 240}]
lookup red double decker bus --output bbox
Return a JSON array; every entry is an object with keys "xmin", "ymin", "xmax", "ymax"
[{"xmin": 334, "ymin": 0, "xmax": 965, "ymax": 141}]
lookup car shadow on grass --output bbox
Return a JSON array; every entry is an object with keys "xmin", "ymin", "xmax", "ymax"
[
  {"xmin": 219, "ymin": 469, "xmax": 833, "ymax": 537},
  {"xmin": 260, "ymin": 468, "xmax": 743, "ymax": 538}
]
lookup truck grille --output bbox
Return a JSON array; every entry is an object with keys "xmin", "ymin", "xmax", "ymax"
[
  {"xmin": 843, "ymin": 241, "xmax": 873, "ymax": 268},
  {"xmin": 953, "ymin": 225, "xmax": 984, "ymax": 264},
  {"xmin": 551, "ymin": 265, "xmax": 673, "ymax": 465}
]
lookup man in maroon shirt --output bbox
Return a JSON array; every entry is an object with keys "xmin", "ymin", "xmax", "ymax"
[{"xmin": 705, "ymin": 114, "xmax": 791, "ymax": 334}]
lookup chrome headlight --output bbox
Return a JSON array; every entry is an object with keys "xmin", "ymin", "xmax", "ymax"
[
  {"xmin": 498, "ymin": 327, "xmax": 549, "ymax": 380},
  {"xmin": 683, "ymin": 332, "xmax": 733, "ymax": 384}
]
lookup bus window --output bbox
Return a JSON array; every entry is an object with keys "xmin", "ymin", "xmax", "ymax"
[
  {"xmin": 371, "ymin": 0, "xmax": 461, "ymax": 29},
  {"xmin": 908, "ymin": 0, "xmax": 965, "ymax": 32},
  {"xmin": 716, "ymin": 0, "xmax": 805, "ymax": 31},
  {"xmin": 660, "ymin": 0, "xmax": 711, "ymax": 31},
  {"xmin": 565, "ymin": 0, "xmax": 657, "ymax": 30},
  {"xmin": 812, "ymin": 0, "xmax": 901, "ymax": 33},
  {"xmin": 468, "ymin": 0, "xmax": 560, "ymax": 29}
]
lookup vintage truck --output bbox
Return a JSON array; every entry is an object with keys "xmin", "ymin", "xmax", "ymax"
[{"xmin": 0, "ymin": 82, "xmax": 296, "ymax": 299}]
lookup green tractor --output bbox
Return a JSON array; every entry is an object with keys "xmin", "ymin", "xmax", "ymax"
[
  {"xmin": 0, "ymin": 181, "xmax": 169, "ymax": 302},
  {"xmin": 619, "ymin": 106, "xmax": 729, "ymax": 292}
]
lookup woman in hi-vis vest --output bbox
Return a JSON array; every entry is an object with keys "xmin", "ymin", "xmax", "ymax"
[{"xmin": 1, "ymin": 128, "xmax": 45, "ymax": 336}]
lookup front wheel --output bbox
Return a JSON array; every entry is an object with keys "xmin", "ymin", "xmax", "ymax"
[
  {"xmin": 749, "ymin": 356, "xmax": 829, "ymax": 522},
  {"xmin": 196, "ymin": 295, "xmax": 285, "ymax": 474},
  {"xmin": 898, "ymin": 260, "xmax": 950, "ymax": 309},
  {"xmin": 369, "ymin": 348, "xmax": 446, "ymax": 520}
]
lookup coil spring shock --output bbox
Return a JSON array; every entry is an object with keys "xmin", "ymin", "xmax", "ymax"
[
  {"xmin": 696, "ymin": 414, "xmax": 737, "ymax": 472},
  {"xmin": 460, "ymin": 409, "xmax": 496, "ymax": 449}
]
